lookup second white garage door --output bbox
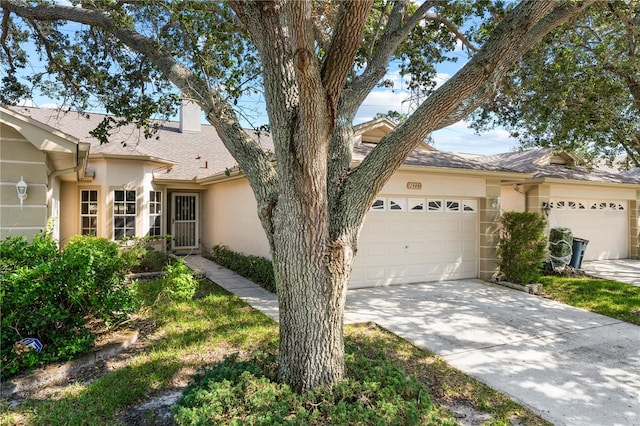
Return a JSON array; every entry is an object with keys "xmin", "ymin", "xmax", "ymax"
[
  {"xmin": 350, "ymin": 197, "xmax": 478, "ymax": 288},
  {"xmin": 549, "ymin": 199, "xmax": 628, "ymax": 260}
]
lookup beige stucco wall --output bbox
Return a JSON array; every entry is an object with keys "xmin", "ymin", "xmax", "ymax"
[
  {"xmin": 550, "ymin": 183, "xmax": 637, "ymax": 200},
  {"xmin": 59, "ymin": 157, "xmax": 165, "ymax": 244},
  {"xmin": 0, "ymin": 125, "xmax": 49, "ymax": 240},
  {"xmin": 203, "ymin": 170, "xmax": 497, "ymax": 282},
  {"xmin": 500, "ymin": 184, "xmax": 526, "ymax": 213},
  {"xmin": 201, "ymin": 178, "xmax": 270, "ymax": 258},
  {"xmin": 380, "ymin": 170, "xmax": 486, "ymax": 197}
]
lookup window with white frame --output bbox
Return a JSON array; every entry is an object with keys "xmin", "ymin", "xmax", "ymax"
[
  {"xmin": 149, "ymin": 191, "xmax": 162, "ymax": 236},
  {"xmin": 113, "ymin": 189, "xmax": 136, "ymax": 240},
  {"xmin": 80, "ymin": 189, "xmax": 98, "ymax": 236}
]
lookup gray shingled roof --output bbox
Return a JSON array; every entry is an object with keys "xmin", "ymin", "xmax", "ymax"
[
  {"xmin": 8, "ymin": 107, "xmax": 640, "ymax": 185},
  {"xmin": 352, "ymin": 143, "xmax": 502, "ymax": 172},
  {"xmin": 467, "ymin": 148, "xmax": 640, "ymax": 184},
  {"xmin": 10, "ymin": 107, "xmax": 273, "ymax": 181}
]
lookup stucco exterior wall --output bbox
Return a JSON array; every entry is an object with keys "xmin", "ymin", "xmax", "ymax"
[
  {"xmin": 202, "ymin": 178, "xmax": 271, "ymax": 258},
  {"xmin": 500, "ymin": 184, "xmax": 526, "ymax": 213},
  {"xmin": 0, "ymin": 124, "xmax": 49, "ymax": 240},
  {"xmin": 59, "ymin": 157, "xmax": 165, "ymax": 244},
  {"xmin": 380, "ymin": 171, "xmax": 486, "ymax": 197}
]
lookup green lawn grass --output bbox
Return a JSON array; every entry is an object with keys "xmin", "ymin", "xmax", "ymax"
[
  {"xmin": 539, "ymin": 276, "xmax": 640, "ymax": 326},
  {"xmin": 2, "ymin": 277, "xmax": 550, "ymax": 425}
]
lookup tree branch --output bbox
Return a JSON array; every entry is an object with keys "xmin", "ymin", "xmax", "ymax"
[
  {"xmin": 2, "ymin": 0, "xmax": 278, "ymax": 210},
  {"xmin": 321, "ymin": 0, "xmax": 373, "ymax": 108},
  {"xmin": 435, "ymin": 0, "xmax": 597, "ymax": 130},
  {"xmin": 424, "ymin": 12, "xmax": 479, "ymax": 53},
  {"xmin": 342, "ymin": 0, "xmax": 597, "ymax": 228},
  {"xmin": 341, "ymin": 0, "xmax": 438, "ymax": 120},
  {"xmin": 1, "ymin": 8, "xmax": 15, "ymax": 70}
]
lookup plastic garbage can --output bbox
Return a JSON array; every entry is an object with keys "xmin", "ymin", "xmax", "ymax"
[{"xmin": 569, "ymin": 237, "xmax": 589, "ymax": 269}]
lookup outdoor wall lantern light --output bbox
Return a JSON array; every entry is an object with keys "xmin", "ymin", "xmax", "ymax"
[
  {"xmin": 16, "ymin": 176, "xmax": 28, "ymax": 209},
  {"xmin": 542, "ymin": 201, "xmax": 551, "ymax": 216}
]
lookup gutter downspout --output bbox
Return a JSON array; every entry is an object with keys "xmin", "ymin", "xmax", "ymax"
[{"xmin": 47, "ymin": 144, "xmax": 92, "ymax": 186}]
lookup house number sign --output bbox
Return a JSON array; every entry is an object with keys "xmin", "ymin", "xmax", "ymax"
[{"xmin": 406, "ymin": 182, "xmax": 422, "ymax": 190}]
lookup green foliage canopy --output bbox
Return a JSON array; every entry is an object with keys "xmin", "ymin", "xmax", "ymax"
[
  {"xmin": 0, "ymin": 0, "xmax": 496, "ymax": 137},
  {"xmin": 472, "ymin": 2, "xmax": 640, "ymax": 166}
]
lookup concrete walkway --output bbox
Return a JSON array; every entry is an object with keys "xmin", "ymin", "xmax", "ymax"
[
  {"xmin": 582, "ymin": 259, "xmax": 640, "ymax": 287},
  {"xmin": 183, "ymin": 255, "xmax": 640, "ymax": 426}
]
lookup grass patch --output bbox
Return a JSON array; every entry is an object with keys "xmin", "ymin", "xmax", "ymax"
[
  {"xmin": 539, "ymin": 276, "xmax": 640, "ymax": 325},
  {"xmin": 3, "ymin": 277, "xmax": 549, "ymax": 425}
]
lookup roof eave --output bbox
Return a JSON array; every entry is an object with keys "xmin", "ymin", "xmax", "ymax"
[{"xmin": 89, "ymin": 152, "xmax": 177, "ymax": 165}]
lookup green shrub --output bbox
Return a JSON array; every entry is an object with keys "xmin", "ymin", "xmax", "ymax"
[
  {"xmin": 174, "ymin": 347, "xmax": 443, "ymax": 426},
  {"xmin": 549, "ymin": 227, "xmax": 573, "ymax": 269},
  {"xmin": 159, "ymin": 259, "xmax": 199, "ymax": 302},
  {"xmin": 120, "ymin": 237, "xmax": 173, "ymax": 273},
  {"xmin": 497, "ymin": 212, "xmax": 547, "ymax": 284},
  {"xmin": 0, "ymin": 232, "xmax": 137, "ymax": 378},
  {"xmin": 209, "ymin": 245, "xmax": 276, "ymax": 293}
]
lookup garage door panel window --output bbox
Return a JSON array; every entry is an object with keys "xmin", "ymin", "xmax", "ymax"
[
  {"xmin": 462, "ymin": 200, "xmax": 477, "ymax": 212},
  {"xmin": 554, "ymin": 200, "xmax": 626, "ymax": 211},
  {"xmin": 427, "ymin": 199, "xmax": 443, "ymax": 212},
  {"xmin": 445, "ymin": 200, "xmax": 460, "ymax": 212},
  {"xmin": 370, "ymin": 197, "xmax": 385, "ymax": 211},
  {"xmin": 388, "ymin": 198, "xmax": 406, "ymax": 211},
  {"xmin": 409, "ymin": 198, "xmax": 425, "ymax": 212}
]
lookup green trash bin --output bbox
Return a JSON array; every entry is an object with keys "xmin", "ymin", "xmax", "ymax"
[{"xmin": 569, "ymin": 238, "xmax": 589, "ymax": 269}]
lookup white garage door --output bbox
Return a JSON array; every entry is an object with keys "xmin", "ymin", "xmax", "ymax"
[
  {"xmin": 549, "ymin": 199, "xmax": 628, "ymax": 260},
  {"xmin": 350, "ymin": 197, "xmax": 478, "ymax": 288}
]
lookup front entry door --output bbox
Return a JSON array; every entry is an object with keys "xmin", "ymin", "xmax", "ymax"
[{"xmin": 171, "ymin": 193, "xmax": 199, "ymax": 251}]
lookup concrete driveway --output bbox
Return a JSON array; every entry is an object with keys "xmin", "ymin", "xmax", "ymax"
[
  {"xmin": 581, "ymin": 259, "xmax": 640, "ymax": 287},
  {"xmin": 184, "ymin": 256, "xmax": 640, "ymax": 426},
  {"xmin": 345, "ymin": 280, "xmax": 640, "ymax": 426}
]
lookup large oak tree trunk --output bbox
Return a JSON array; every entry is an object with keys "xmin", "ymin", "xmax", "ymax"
[
  {"xmin": 273, "ymin": 224, "xmax": 354, "ymax": 391},
  {"xmin": 268, "ymin": 112, "xmax": 357, "ymax": 390}
]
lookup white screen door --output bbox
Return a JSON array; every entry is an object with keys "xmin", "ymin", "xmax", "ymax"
[{"xmin": 171, "ymin": 193, "xmax": 198, "ymax": 250}]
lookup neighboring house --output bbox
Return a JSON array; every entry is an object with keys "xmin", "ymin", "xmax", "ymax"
[
  {"xmin": 1, "ymin": 104, "xmax": 638, "ymax": 288},
  {"xmin": 475, "ymin": 150, "xmax": 640, "ymax": 263}
]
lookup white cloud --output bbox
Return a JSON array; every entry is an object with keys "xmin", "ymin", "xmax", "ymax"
[
  {"xmin": 355, "ymin": 71, "xmax": 452, "ymax": 123},
  {"xmin": 432, "ymin": 121, "xmax": 517, "ymax": 155},
  {"xmin": 17, "ymin": 99, "xmax": 35, "ymax": 107},
  {"xmin": 18, "ymin": 99, "xmax": 60, "ymax": 109}
]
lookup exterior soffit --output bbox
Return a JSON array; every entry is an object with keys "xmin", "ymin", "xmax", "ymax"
[{"xmin": 1, "ymin": 106, "xmax": 82, "ymax": 154}]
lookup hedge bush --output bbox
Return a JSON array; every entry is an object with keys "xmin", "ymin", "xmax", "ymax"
[
  {"xmin": 0, "ymin": 232, "xmax": 137, "ymax": 378},
  {"xmin": 497, "ymin": 211, "xmax": 547, "ymax": 284},
  {"xmin": 209, "ymin": 245, "xmax": 276, "ymax": 293}
]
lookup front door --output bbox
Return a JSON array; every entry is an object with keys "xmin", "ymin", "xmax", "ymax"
[{"xmin": 171, "ymin": 193, "xmax": 199, "ymax": 251}]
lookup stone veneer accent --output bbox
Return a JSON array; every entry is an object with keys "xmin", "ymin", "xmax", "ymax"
[
  {"xmin": 631, "ymin": 191, "xmax": 640, "ymax": 259},
  {"xmin": 479, "ymin": 179, "xmax": 502, "ymax": 281}
]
